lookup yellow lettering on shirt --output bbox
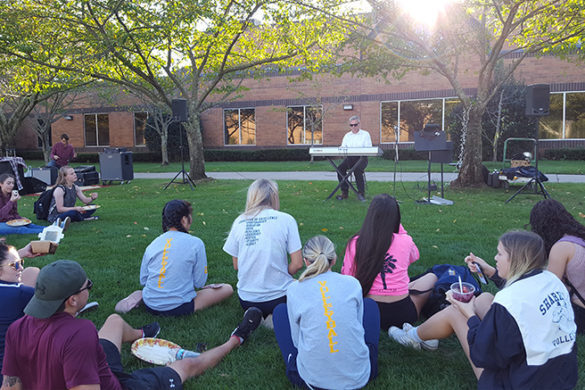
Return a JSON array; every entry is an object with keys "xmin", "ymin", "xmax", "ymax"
[
  {"xmin": 318, "ymin": 280, "xmax": 339, "ymax": 353},
  {"xmin": 158, "ymin": 238, "xmax": 173, "ymax": 288}
]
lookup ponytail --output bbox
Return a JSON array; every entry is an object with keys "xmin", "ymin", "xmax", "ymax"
[{"xmin": 298, "ymin": 235, "xmax": 336, "ymax": 282}]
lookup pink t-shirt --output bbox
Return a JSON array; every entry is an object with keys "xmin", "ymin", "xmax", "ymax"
[{"xmin": 341, "ymin": 225, "xmax": 419, "ymax": 296}]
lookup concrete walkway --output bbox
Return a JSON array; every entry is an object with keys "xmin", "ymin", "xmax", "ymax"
[{"xmin": 134, "ymin": 171, "xmax": 585, "ymax": 183}]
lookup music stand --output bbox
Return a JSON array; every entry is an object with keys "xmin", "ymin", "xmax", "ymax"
[
  {"xmin": 164, "ymin": 101, "xmax": 196, "ymax": 191},
  {"xmin": 414, "ymin": 125, "xmax": 453, "ymax": 205}
]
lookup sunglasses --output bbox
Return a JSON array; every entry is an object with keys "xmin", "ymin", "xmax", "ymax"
[
  {"xmin": 1, "ymin": 259, "xmax": 23, "ymax": 271},
  {"xmin": 349, "ymin": 124, "xmax": 359, "ymax": 127},
  {"xmin": 74, "ymin": 279, "xmax": 93, "ymax": 295}
]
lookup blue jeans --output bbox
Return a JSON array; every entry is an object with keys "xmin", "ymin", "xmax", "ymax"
[
  {"xmin": 52, "ymin": 209, "xmax": 96, "ymax": 222},
  {"xmin": 0, "ymin": 222, "xmax": 45, "ymax": 235},
  {"xmin": 46, "ymin": 160, "xmax": 58, "ymax": 168},
  {"xmin": 273, "ymin": 297, "xmax": 380, "ymax": 389}
]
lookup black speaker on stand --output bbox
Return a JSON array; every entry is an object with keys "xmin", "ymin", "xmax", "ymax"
[
  {"xmin": 164, "ymin": 98, "xmax": 196, "ymax": 191},
  {"xmin": 506, "ymin": 84, "xmax": 550, "ymax": 202}
]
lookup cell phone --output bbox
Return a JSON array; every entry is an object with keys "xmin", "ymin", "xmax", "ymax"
[
  {"xmin": 473, "ymin": 262, "xmax": 488, "ymax": 284},
  {"xmin": 12, "ymin": 190, "xmax": 19, "ymax": 197}
]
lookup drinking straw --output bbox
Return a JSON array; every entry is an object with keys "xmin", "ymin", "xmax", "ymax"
[{"xmin": 458, "ymin": 275, "xmax": 463, "ymax": 294}]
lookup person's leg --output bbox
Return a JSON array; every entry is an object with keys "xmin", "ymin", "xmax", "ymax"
[
  {"xmin": 97, "ymin": 314, "xmax": 146, "ymax": 352},
  {"xmin": 409, "ymin": 273, "xmax": 439, "ymax": 316},
  {"xmin": 353, "ymin": 157, "xmax": 368, "ymax": 195},
  {"xmin": 115, "ymin": 290, "xmax": 143, "ymax": 314},
  {"xmin": 46, "ymin": 160, "xmax": 57, "ymax": 168},
  {"xmin": 362, "ymin": 298, "xmax": 380, "ymax": 381},
  {"xmin": 57, "ymin": 210, "xmax": 84, "ymax": 222},
  {"xmin": 239, "ymin": 296, "xmax": 286, "ymax": 318},
  {"xmin": 1, "ymin": 224, "xmax": 45, "ymax": 235},
  {"xmin": 24, "ymin": 223, "xmax": 46, "ymax": 234},
  {"xmin": 336, "ymin": 158, "xmax": 350, "ymax": 193},
  {"xmin": 273, "ymin": 303, "xmax": 297, "ymax": 363},
  {"xmin": 473, "ymin": 292, "xmax": 494, "ymax": 320},
  {"xmin": 194, "ymin": 284, "xmax": 233, "ymax": 312},
  {"xmin": 21, "ymin": 266, "xmax": 40, "ymax": 287}
]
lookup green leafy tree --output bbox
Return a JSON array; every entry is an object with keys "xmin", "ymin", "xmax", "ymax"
[
  {"xmin": 2, "ymin": 0, "xmax": 352, "ymax": 179},
  {"xmin": 357, "ymin": 0, "xmax": 585, "ymax": 186}
]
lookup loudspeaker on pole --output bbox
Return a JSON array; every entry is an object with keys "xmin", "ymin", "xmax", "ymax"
[
  {"xmin": 172, "ymin": 98, "xmax": 188, "ymax": 122},
  {"xmin": 525, "ymin": 84, "xmax": 550, "ymax": 116}
]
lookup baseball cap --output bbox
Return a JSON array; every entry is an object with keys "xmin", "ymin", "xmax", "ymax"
[{"xmin": 24, "ymin": 260, "xmax": 87, "ymax": 319}]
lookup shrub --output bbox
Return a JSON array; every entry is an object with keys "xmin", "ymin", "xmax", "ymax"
[{"xmin": 543, "ymin": 148, "xmax": 585, "ymax": 160}]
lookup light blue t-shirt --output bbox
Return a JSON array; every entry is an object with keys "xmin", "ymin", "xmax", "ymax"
[
  {"xmin": 140, "ymin": 230, "xmax": 207, "ymax": 311},
  {"xmin": 287, "ymin": 271, "xmax": 370, "ymax": 389}
]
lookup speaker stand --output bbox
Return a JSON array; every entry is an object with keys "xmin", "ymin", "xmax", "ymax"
[{"xmin": 164, "ymin": 123, "xmax": 196, "ymax": 191}]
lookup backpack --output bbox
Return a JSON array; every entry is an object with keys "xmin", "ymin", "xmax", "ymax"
[
  {"xmin": 33, "ymin": 187, "xmax": 56, "ymax": 220},
  {"xmin": 410, "ymin": 264, "xmax": 482, "ymax": 319}
]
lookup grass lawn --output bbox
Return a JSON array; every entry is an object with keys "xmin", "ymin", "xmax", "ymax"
[
  {"xmin": 10, "ymin": 179, "xmax": 585, "ymax": 389},
  {"xmin": 25, "ymin": 158, "xmax": 585, "ymax": 175}
]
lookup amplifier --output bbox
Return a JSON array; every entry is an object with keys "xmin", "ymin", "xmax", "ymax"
[{"xmin": 30, "ymin": 167, "xmax": 58, "ymax": 185}]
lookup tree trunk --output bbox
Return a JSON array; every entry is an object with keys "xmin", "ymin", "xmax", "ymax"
[
  {"xmin": 41, "ymin": 131, "xmax": 51, "ymax": 163},
  {"xmin": 452, "ymin": 106, "xmax": 486, "ymax": 187},
  {"xmin": 492, "ymin": 89, "xmax": 504, "ymax": 162},
  {"xmin": 160, "ymin": 131, "xmax": 169, "ymax": 166},
  {"xmin": 184, "ymin": 114, "xmax": 207, "ymax": 180}
]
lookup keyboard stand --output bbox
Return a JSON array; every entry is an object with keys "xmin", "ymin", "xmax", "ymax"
[{"xmin": 325, "ymin": 156, "xmax": 366, "ymax": 200}]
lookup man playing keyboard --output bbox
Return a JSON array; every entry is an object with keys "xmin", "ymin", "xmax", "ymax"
[{"xmin": 336, "ymin": 115, "xmax": 372, "ymax": 202}]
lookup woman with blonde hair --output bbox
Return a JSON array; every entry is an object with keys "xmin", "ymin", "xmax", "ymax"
[
  {"xmin": 47, "ymin": 166, "xmax": 99, "ymax": 223},
  {"xmin": 273, "ymin": 235, "xmax": 379, "ymax": 389},
  {"xmin": 389, "ymin": 231, "xmax": 577, "ymax": 389},
  {"xmin": 223, "ymin": 179, "xmax": 303, "ymax": 318}
]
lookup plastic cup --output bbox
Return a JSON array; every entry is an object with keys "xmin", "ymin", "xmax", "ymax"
[{"xmin": 450, "ymin": 282, "xmax": 475, "ymax": 302}]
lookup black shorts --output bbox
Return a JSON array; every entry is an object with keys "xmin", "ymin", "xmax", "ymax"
[
  {"xmin": 239, "ymin": 295, "xmax": 287, "ymax": 318},
  {"xmin": 376, "ymin": 296, "xmax": 418, "ymax": 331},
  {"xmin": 573, "ymin": 302, "xmax": 585, "ymax": 334},
  {"xmin": 100, "ymin": 339, "xmax": 183, "ymax": 390}
]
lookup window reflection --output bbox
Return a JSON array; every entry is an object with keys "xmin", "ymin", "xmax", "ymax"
[
  {"xmin": 287, "ymin": 105, "xmax": 323, "ymax": 145},
  {"xmin": 224, "ymin": 108, "xmax": 256, "ymax": 145}
]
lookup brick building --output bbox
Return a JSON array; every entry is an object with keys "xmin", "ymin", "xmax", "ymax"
[{"xmin": 14, "ymin": 52, "xmax": 585, "ymax": 155}]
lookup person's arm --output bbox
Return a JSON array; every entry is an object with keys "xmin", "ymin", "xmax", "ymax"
[
  {"xmin": 69, "ymin": 385, "xmax": 100, "ymax": 390},
  {"xmin": 465, "ymin": 252, "xmax": 496, "ymax": 278},
  {"xmin": 76, "ymin": 187, "xmax": 97, "ymax": 205},
  {"xmin": 18, "ymin": 243, "xmax": 43, "ymax": 258},
  {"xmin": 54, "ymin": 187, "xmax": 84, "ymax": 213},
  {"xmin": 50, "ymin": 143, "xmax": 58, "ymax": 161},
  {"xmin": 193, "ymin": 242, "xmax": 208, "ymax": 288},
  {"xmin": 0, "ymin": 193, "xmax": 18, "ymax": 221},
  {"xmin": 1, "ymin": 375, "xmax": 22, "ymax": 390},
  {"xmin": 288, "ymin": 250, "xmax": 303, "ymax": 276},
  {"xmin": 363, "ymin": 131, "xmax": 372, "ymax": 147},
  {"xmin": 232, "ymin": 257, "xmax": 238, "ymax": 270},
  {"xmin": 547, "ymin": 241, "xmax": 573, "ymax": 280}
]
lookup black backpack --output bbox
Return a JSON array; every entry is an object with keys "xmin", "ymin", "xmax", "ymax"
[{"xmin": 33, "ymin": 187, "xmax": 56, "ymax": 220}]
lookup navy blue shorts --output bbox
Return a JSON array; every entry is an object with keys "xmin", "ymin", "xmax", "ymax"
[
  {"xmin": 239, "ymin": 295, "xmax": 286, "ymax": 318},
  {"xmin": 145, "ymin": 299, "xmax": 195, "ymax": 316},
  {"xmin": 100, "ymin": 339, "xmax": 182, "ymax": 390}
]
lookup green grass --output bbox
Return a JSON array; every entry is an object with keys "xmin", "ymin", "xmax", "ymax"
[
  {"xmin": 25, "ymin": 158, "xmax": 585, "ymax": 174},
  {"xmin": 11, "ymin": 180, "xmax": 585, "ymax": 389}
]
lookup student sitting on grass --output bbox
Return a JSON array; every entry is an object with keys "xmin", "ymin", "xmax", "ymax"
[
  {"xmin": 0, "ymin": 241, "xmax": 41, "ymax": 373},
  {"xmin": 342, "ymin": 194, "xmax": 438, "ymax": 334},
  {"xmin": 115, "ymin": 199, "xmax": 232, "ymax": 316},
  {"xmin": 223, "ymin": 179, "xmax": 303, "ymax": 323},
  {"xmin": 389, "ymin": 231, "xmax": 578, "ymax": 390},
  {"xmin": 47, "ymin": 166, "xmax": 99, "ymax": 223},
  {"xmin": 273, "ymin": 235, "xmax": 379, "ymax": 389},
  {"xmin": 2, "ymin": 260, "xmax": 263, "ymax": 390},
  {"xmin": 0, "ymin": 174, "xmax": 45, "ymax": 235},
  {"xmin": 529, "ymin": 198, "xmax": 585, "ymax": 334}
]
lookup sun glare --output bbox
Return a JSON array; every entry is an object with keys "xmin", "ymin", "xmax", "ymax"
[{"xmin": 395, "ymin": 0, "xmax": 459, "ymax": 27}]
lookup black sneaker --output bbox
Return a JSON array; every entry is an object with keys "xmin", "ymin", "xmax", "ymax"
[
  {"xmin": 231, "ymin": 307, "xmax": 262, "ymax": 343},
  {"xmin": 142, "ymin": 322, "xmax": 161, "ymax": 338}
]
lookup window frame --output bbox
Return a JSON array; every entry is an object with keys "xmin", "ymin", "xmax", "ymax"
[
  {"xmin": 286, "ymin": 104, "xmax": 324, "ymax": 145},
  {"xmin": 223, "ymin": 107, "xmax": 256, "ymax": 146}
]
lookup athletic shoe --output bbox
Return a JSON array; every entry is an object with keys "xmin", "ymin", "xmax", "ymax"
[
  {"xmin": 402, "ymin": 323, "xmax": 439, "ymax": 351},
  {"xmin": 336, "ymin": 191, "xmax": 349, "ymax": 201},
  {"xmin": 231, "ymin": 307, "xmax": 262, "ymax": 343},
  {"xmin": 115, "ymin": 290, "xmax": 143, "ymax": 313},
  {"xmin": 357, "ymin": 193, "xmax": 366, "ymax": 202},
  {"xmin": 61, "ymin": 217, "xmax": 71, "ymax": 232},
  {"xmin": 388, "ymin": 325, "xmax": 421, "ymax": 350},
  {"xmin": 141, "ymin": 322, "xmax": 161, "ymax": 338},
  {"xmin": 53, "ymin": 218, "xmax": 61, "ymax": 228}
]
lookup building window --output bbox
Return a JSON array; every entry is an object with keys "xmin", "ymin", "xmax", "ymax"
[
  {"xmin": 539, "ymin": 93, "xmax": 563, "ymax": 139},
  {"xmin": 84, "ymin": 113, "xmax": 110, "ymax": 146},
  {"xmin": 564, "ymin": 92, "xmax": 585, "ymax": 139},
  {"xmin": 224, "ymin": 108, "xmax": 255, "ymax": 145},
  {"xmin": 381, "ymin": 98, "xmax": 458, "ymax": 143},
  {"xmin": 287, "ymin": 105, "xmax": 322, "ymax": 145},
  {"xmin": 134, "ymin": 112, "xmax": 148, "ymax": 146}
]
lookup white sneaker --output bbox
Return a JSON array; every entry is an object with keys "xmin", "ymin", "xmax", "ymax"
[
  {"xmin": 402, "ymin": 323, "xmax": 439, "ymax": 351},
  {"xmin": 388, "ymin": 326, "xmax": 421, "ymax": 350}
]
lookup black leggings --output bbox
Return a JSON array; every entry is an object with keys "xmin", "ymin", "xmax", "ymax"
[{"xmin": 376, "ymin": 295, "xmax": 418, "ymax": 331}]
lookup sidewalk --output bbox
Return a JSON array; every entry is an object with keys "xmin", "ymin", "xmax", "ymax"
[{"xmin": 134, "ymin": 171, "xmax": 585, "ymax": 183}]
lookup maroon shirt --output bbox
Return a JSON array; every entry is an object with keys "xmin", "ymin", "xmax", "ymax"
[
  {"xmin": 2, "ymin": 312, "xmax": 122, "ymax": 390},
  {"xmin": 0, "ymin": 192, "xmax": 19, "ymax": 222},
  {"xmin": 50, "ymin": 142, "xmax": 75, "ymax": 167}
]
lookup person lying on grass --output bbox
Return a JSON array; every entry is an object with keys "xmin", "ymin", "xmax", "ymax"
[
  {"xmin": 273, "ymin": 235, "xmax": 379, "ymax": 389},
  {"xmin": 1, "ymin": 260, "xmax": 262, "ymax": 390},
  {"xmin": 115, "ymin": 199, "xmax": 232, "ymax": 316},
  {"xmin": 388, "ymin": 231, "xmax": 578, "ymax": 390}
]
